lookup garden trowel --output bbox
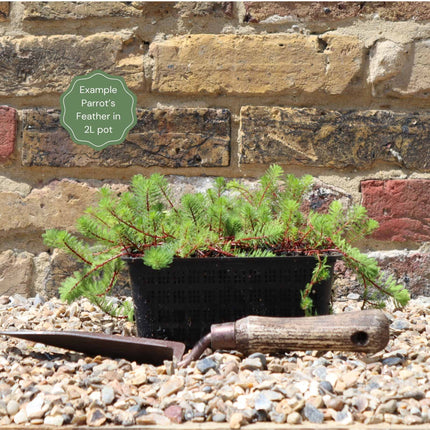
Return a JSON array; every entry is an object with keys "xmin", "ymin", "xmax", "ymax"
[{"xmin": 0, "ymin": 309, "xmax": 390, "ymax": 367}]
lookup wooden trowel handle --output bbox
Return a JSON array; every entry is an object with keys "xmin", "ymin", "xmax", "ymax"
[{"xmin": 212, "ymin": 310, "xmax": 390, "ymax": 354}]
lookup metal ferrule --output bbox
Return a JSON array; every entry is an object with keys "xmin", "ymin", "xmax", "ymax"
[{"xmin": 210, "ymin": 322, "xmax": 236, "ymax": 350}]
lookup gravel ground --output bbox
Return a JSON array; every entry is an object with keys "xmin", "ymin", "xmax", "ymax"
[{"xmin": 0, "ymin": 294, "xmax": 429, "ymax": 427}]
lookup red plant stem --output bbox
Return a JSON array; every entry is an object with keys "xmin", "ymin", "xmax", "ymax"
[
  {"xmin": 97, "ymin": 269, "xmax": 119, "ymax": 297},
  {"xmin": 69, "ymin": 252, "xmax": 128, "ymax": 293},
  {"xmin": 159, "ymin": 187, "xmax": 178, "ymax": 213},
  {"xmin": 109, "ymin": 210, "xmax": 166, "ymax": 240},
  {"xmin": 63, "ymin": 241, "xmax": 92, "ymax": 265},
  {"xmin": 208, "ymin": 246, "xmax": 236, "ymax": 257}
]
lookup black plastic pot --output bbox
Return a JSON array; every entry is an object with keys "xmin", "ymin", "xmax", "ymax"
[{"xmin": 126, "ymin": 255, "xmax": 338, "ymax": 347}]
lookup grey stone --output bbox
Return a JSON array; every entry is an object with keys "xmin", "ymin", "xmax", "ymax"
[
  {"xmin": 382, "ymin": 356, "xmax": 405, "ymax": 366},
  {"xmin": 248, "ymin": 352, "xmax": 267, "ymax": 368},
  {"xmin": 254, "ymin": 392, "xmax": 273, "ymax": 412},
  {"xmin": 196, "ymin": 357, "xmax": 218, "ymax": 374},
  {"xmin": 303, "ymin": 404, "xmax": 324, "ymax": 424}
]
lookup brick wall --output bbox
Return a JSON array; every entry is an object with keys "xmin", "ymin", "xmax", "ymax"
[{"xmin": 1, "ymin": 1, "xmax": 430, "ymax": 298}]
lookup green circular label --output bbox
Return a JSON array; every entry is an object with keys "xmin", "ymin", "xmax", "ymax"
[{"xmin": 60, "ymin": 70, "xmax": 137, "ymax": 150}]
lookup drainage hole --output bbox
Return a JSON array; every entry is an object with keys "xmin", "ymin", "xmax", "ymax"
[{"xmin": 351, "ymin": 331, "xmax": 369, "ymax": 346}]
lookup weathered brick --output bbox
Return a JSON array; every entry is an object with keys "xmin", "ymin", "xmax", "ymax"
[
  {"xmin": 239, "ymin": 107, "xmax": 430, "ymax": 171},
  {"xmin": 361, "ymin": 180, "xmax": 430, "ymax": 242},
  {"xmin": 0, "ymin": 32, "xmax": 143, "ymax": 97},
  {"xmin": 176, "ymin": 2, "xmax": 233, "ymax": 18},
  {"xmin": 23, "ymin": 2, "xmax": 144, "ymax": 19},
  {"xmin": 368, "ymin": 251, "xmax": 430, "ymax": 297},
  {"xmin": 369, "ymin": 39, "xmax": 430, "ymax": 98},
  {"xmin": 0, "ymin": 2, "xmax": 9, "ymax": 20},
  {"xmin": 364, "ymin": 2, "xmax": 430, "ymax": 21},
  {"xmin": 22, "ymin": 108, "xmax": 230, "ymax": 167},
  {"xmin": 0, "ymin": 179, "xmax": 105, "ymax": 234},
  {"xmin": 0, "ymin": 251, "xmax": 33, "ymax": 297},
  {"xmin": 244, "ymin": 2, "xmax": 430, "ymax": 23},
  {"xmin": 0, "ymin": 106, "xmax": 16, "ymax": 161},
  {"xmin": 151, "ymin": 34, "xmax": 363, "ymax": 95},
  {"xmin": 244, "ymin": 2, "xmax": 362, "ymax": 23}
]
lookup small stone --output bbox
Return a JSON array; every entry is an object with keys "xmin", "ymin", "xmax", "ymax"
[
  {"xmin": 319, "ymin": 380, "xmax": 334, "ymax": 394},
  {"xmin": 136, "ymin": 413, "xmax": 171, "ymax": 426},
  {"xmin": 26, "ymin": 393, "xmax": 45, "ymax": 419},
  {"xmin": 157, "ymin": 376, "xmax": 185, "ymax": 399},
  {"xmin": 113, "ymin": 410, "xmax": 134, "ymax": 426},
  {"xmin": 229, "ymin": 412, "xmax": 246, "ymax": 429},
  {"xmin": 101, "ymin": 385, "xmax": 115, "ymax": 405},
  {"xmin": 382, "ymin": 356, "xmax": 405, "ymax": 366},
  {"xmin": 269, "ymin": 411, "xmax": 286, "ymax": 423},
  {"xmin": 287, "ymin": 411, "xmax": 302, "ymax": 424},
  {"xmin": 303, "ymin": 403, "xmax": 324, "ymax": 424},
  {"xmin": 7, "ymin": 400, "xmax": 19, "ymax": 416},
  {"xmin": 212, "ymin": 412, "xmax": 226, "ymax": 422},
  {"xmin": 248, "ymin": 352, "xmax": 267, "ymax": 368},
  {"xmin": 335, "ymin": 408, "xmax": 354, "ymax": 425},
  {"xmin": 342, "ymin": 370, "xmax": 360, "ymax": 388},
  {"xmin": 254, "ymin": 392, "xmax": 273, "ymax": 411},
  {"xmin": 376, "ymin": 399, "xmax": 398, "ymax": 414},
  {"xmin": 196, "ymin": 357, "xmax": 218, "ymax": 374},
  {"xmin": 324, "ymin": 397, "xmax": 345, "ymax": 411},
  {"xmin": 44, "ymin": 415, "xmax": 64, "ymax": 426},
  {"xmin": 353, "ymin": 395, "xmax": 368, "ymax": 412},
  {"xmin": 128, "ymin": 368, "xmax": 147, "ymax": 386},
  {"xmin": 222, "ymin": 360, "xmax": 239, "ymax": 375},
  {"xmin": 391, "ymin": 319, "xmax": 410, "ymax": 330},
  {"xmin": 241, "ymin": 357, "xmax": 264, "ymax": 371},
  {"xmin": 164, "ymin": 405, "xmax": 183, "ymax": 424},
  {"xmin": 13, "ymin": 409, "xmax": 28, "ymax": 424},
  {"xmin": 86, "ymin": 408, "xmax": 107, "ymax": 426}
]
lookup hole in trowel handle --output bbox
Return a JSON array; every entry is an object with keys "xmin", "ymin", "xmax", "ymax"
[{"xmin": 351, "ymin": 331, "xmax": 369, "ymax": 346}]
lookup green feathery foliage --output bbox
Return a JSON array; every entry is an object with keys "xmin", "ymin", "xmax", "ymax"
[{"xmin": 43, "ymin": 165, "xmax": 410, "ymax": 319}]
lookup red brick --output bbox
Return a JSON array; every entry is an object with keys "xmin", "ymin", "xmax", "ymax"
[
  {"xmin": 0, "ymin": 106, "xmax": 16, "ymax": 160},
  {"xmin": 361, "ymin": 180, "xmax": 430, "ymax": 242}
]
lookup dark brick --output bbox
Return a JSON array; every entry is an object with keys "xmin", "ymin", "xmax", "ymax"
[
  {"xmin": 240, "ymin": 107, "xmax": 430, "ymax": 171},
  {"xmin": 22, "ymin": 2, "xmax": 168, "ymax": 19},
  {"xmin": 0, "ymin": 106, "xmax": 16, "ymax": 161},
  {"xmin": 244, "ymin": 2, "xmax": 430, "ymax": 23},
  {"xmin": 244, "ymin": 2, "xmax": 362, "ymax": 23},
  {"xmin": 361, "ymin": 179, "xmax": 430, "ymax": 242},
  {"xmin": 21, "ymin": 108, "xmax": 230, "ymax": 168},
  {"xmin": 176, "ymin": 2, "xmax": 233, "ymax": 18},
  {"xmin": 0, "ymin": 34, "xmax": 143, "ymax": 97},
  {"xmin": 0, "ymin": 2, "xmax": 9, "ymax": 20},
  {"xmin": 363, "ymin": 2, "xmax": 430, "ymax": 21}
]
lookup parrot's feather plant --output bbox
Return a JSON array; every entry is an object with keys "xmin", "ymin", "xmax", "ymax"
[{"xmin": 43, "ymin": 165, "xmax": 410, "ymax": 319}]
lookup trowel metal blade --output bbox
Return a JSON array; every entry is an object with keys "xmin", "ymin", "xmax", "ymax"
[{"xmin": 0, "ymin": 330, "xmax": 186, "ymax": 366}]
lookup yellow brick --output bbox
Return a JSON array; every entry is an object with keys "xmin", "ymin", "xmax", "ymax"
[{"xmin": 151, "ymin": 34, "xmax": 363, "ymax": 95}]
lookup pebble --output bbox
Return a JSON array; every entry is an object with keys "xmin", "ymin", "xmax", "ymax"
[
  {"xmin": 287, "ymin": 411, "xmax": 302, "ymax": 424},
  {"xmin": 7, "ymin": 399, "xmax": 19, "ymax": 416},
  {"xmin": 157, "ymin": 376, "xmax": 184, "ymax": 399},
  {"xmin": 0, "ymin": 295, "xmax": 429, "ymax": 426},
  {"xmin": 248, "ymin": 352, "xmax": 267, "ymax": 368},
  {"xmin": 241, "ymin": 357, "xmax": 264, "ymax": 371},
  {"xmin": 196, "ymin": 357, "xmax": 218, "ymax": 374},
  {"xmin": 303, "ymin": 403, "xmax": 324, "ymax": 423},
  {"xmin": 254, "ymin": 392, "xmax": 273, "ymax": 411},
  {"xmin": 135, "ymin": 413, "xmax": 171, "ymax": 426},
  {"xmin": 101, "ymin": 385, "xmax": 115, "ymax": 405},
  {"xmin": 44, "ymin": 415, "xmax": 64, "ymax": 426},
  {"xmin": 229, "ymin": 412, "xmax": 246, "ymax": 429}
]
